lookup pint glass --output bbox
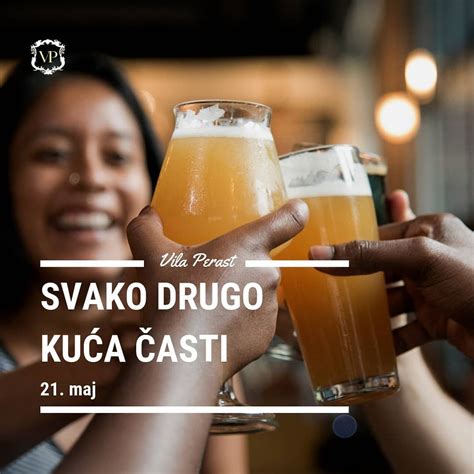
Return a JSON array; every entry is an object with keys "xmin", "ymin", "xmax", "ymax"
[
  {"xmin": 151, "ymin": 100, "xmax": 286, "ymax": 432},
  {"xmin": 278, "ymin": 145, "xmax": 399, "ymax": 404},
  {"xmin": 359, "ymin": 151, "xmax": 389, "ymax": 225}
]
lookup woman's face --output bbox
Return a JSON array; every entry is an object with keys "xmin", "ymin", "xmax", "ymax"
[{"xmin": 10, "ymin": 76, "xmax": 152, "ymax": 281}]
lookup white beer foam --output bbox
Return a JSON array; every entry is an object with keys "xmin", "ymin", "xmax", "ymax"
[
  {"xmin": 280, "ymin": 149, "xmax": 372, "ymax": 198},
  {"xmin": 173, "ymin": 104, "xmax": 273, "ymax": 140},
  {"xmin": 173, "ymin": 126, "xmax": 273, "ymax": 140}
]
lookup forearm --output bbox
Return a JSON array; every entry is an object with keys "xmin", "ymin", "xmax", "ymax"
[
  {"xmin": 364, "ymin": 348, "xmax": 473, "ymax": 474},
  {"xmin": 202, "ymin": 375, "xmax": 249, "ymax": 474},
  {"xmin": 56, "ymin": 350, "xmax": 222, "ymax": 473},
  {"xmin": 202, "ymin": 435, "xmax": 248, "ymax": 474},
  {"xmin": 0, "ymin": 360, "xmax": 110, "ymax": 467}
]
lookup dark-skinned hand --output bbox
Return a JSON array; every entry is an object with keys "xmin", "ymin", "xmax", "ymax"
[{"xmin": 310, "ymin": 191, "xmax": 474, "ymax": 358}]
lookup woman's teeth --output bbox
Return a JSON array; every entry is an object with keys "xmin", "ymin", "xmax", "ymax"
[{"xmin": 55, "ymin": 212, "xmax": 114, "ymax": 231}]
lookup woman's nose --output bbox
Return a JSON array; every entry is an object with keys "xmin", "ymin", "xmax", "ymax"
[{"xmin": 70, "ymin": 147, "xmax": 107, "ymax": 191}]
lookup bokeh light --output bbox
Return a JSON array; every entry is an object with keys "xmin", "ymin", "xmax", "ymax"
[
  {"xmin": 375, "ymin": 92, "xmax": 420, "ymax": 143},
  {"xmin": 405, "ymin": 49, "xmax": 437, "ymax": 101}
]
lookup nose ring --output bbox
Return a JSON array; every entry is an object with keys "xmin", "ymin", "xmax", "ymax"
[{"xmin": 69, "ymin": 172, "xmax": 81, "ymax": 186}]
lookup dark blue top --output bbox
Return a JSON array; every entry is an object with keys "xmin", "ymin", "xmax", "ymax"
[{"xmin": 0, "ymin": 345, "xmax": 63, "ymax": 474}]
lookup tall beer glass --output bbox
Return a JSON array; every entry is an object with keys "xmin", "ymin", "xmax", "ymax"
[
  {"xmin": 278, "ymin": 145, "xmax": 399, "ymax": 404},
  {"xmin": 151, "ymin": 100, "xmax": 286, "ymax": 433},
  {"xmin": 359, "ymin": 151, "xmax": 389, "ymax": 225},
  {"xmin": 268, "ymin": 146, "xmax": 391, "ymax": 362}
]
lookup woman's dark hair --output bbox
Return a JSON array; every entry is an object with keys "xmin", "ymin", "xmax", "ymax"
[{"xmin": 0, "ymin": 53, "xmax": 163, "ymax": 312}]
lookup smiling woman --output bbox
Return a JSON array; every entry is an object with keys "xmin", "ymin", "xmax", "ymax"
[
  {"xmin": 0, "ymin": 53, "xmax": 162, "ymax": 309},
  {"xmin": 0, "ymin": 53, "xmax": 163, "ymax": 473},
  {"xmin": 10, "ymin": 75, "xmax": 151, "ymax": 280},
  {"xmin": 0, "ymin": 53, "xmax": 252, "ymax": 474},
  {"xmin": 0, "ymin": 52, "xmax": 255, "ymax": 474},
  {"xmin": 11, "ymin": 77, "xmax": 151, "ymax": 279}
]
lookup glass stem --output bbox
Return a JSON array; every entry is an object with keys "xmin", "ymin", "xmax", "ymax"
[{"xmin": 217, "ymin": 378, "xmax": 238, "ymax": 405}]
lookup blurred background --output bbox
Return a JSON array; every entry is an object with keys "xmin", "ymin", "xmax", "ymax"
[
  {"xmin": 1, "ymin": 0, "xmax": 473, "ymax": 472},
  {"xmin": 2, "ymin": 0, "xmax": 474, "ymax": 225}
]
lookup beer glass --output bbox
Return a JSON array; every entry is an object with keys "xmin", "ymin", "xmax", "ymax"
[
  {"xmin": 151, "ymin": 100, "xmax": 286, "ymax": 433},
  {"xmin": 267, "ymin": 146, "xmax": 392, "ymax": 362},
  {"xmin": 359, "ymin": 151, "xmax": 389, "ymax": 225},
  {"xmin": 277, "ymin": 145, "xmax": 399, "ymax": 404}
]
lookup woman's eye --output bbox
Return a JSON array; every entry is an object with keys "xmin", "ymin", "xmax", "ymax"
[
  {"xmin": 34, "ymin": 149, "xmax": 70, "ymax": 163},
  {"xmin": 105, "ymin": 151, "xmax": 130, "ymax": 166}
]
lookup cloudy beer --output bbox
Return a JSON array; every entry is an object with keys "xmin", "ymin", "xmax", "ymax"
[
  {"xmin": 152, "ymin": 129, "xmax": 285, "ymax": 243},
  {"xmin": 151, "ymin": 100, "xmax": 286, "ymax": 433},
  {"xmin": 278, "ymin": 146, "xmax": 399, "ymax": 404}
]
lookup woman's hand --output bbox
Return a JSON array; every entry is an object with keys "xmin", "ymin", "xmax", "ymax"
[
  {"xmin": 127, "ymin": 200, "xmax": 308, "ymax": 382},
  {"xmin": 310, "ymin": 194, "xmax": 474, "ymax": 358}
]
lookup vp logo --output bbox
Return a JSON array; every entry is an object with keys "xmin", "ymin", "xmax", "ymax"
[{"xmin": 31, "ymin": 39, "xmax": 65, "ymax": 75}]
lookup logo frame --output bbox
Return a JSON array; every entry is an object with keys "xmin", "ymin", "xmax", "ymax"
[{"xmin": 31, "ymin": 39, "xmax": 65, "ymax": 75}]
